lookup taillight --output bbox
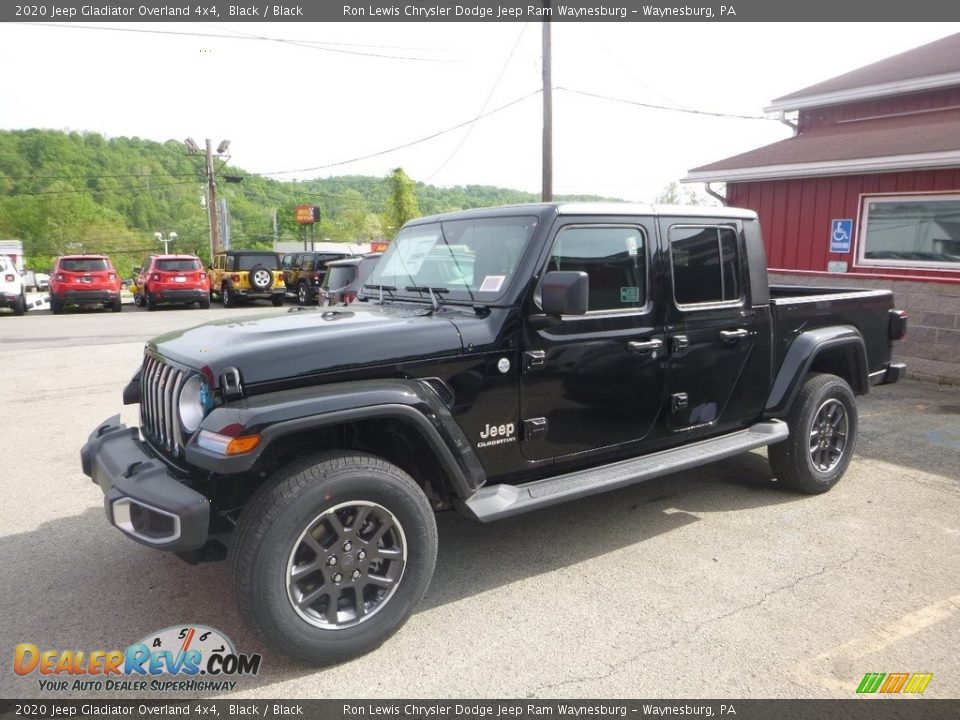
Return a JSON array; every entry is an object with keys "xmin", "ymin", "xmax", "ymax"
[
  {"xmin": 151, "ymin": 273, "xmax": 160, "ymax": 281},
  {"xmin": 232, "ymin": 274, "xmax": 240, "ymax": 283},
  {"xmin": 312, "ymin": 274, "xmax": 320, "ymax": 283},
  {"xmin": 342, "ymin": 292, "xmax": 357, "ymax": 304},
  {"xmin": 200, "ymin": 272, "xmax": 207, "ymax": 280},
  {"xmin": 108, "ymin": 273, "xmax": 116, "ymax": 281},
  {"xmin": 55, "ymin": 273, "xmax": 64, "ymax": 282},
  {"xmin": 889, "ymin": 309, "xmax": 908, "ymax": 340},
  {"xmin": 4, "ymin": 274, "xmax": 14, "ymax": 282}
]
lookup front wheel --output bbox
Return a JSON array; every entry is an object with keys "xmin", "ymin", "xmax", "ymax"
[
  {"xmin": 768, "ymin": 373, "xmax": 858, "ymax": 494},
  {"xmin": 231, "ymin": 452, "xmax": 437, "ymax": 665},
  {"xmin": 222, "ymin": 283, "xmax": 237, "ymax": 308}
]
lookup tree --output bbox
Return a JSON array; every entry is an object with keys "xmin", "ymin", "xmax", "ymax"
[
  {"xmin": 383, "ymin": 168, "xmax": 420, "ymax": 239},
  {"xmin": 654, "ymin": 181, "xmax": 721, "ymax": 207}
]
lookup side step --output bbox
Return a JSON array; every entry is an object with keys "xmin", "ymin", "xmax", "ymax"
[{"xmin": 463, "ymin": 420, "xmax": 789, "ymax": 522}]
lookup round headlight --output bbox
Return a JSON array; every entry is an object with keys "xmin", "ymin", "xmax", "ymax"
[{"xmin": 178, "ymin": 376, "xmax": 209, "ymax": 433}]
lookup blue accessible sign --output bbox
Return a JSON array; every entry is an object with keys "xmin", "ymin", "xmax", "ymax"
[{"xmin": 830, "ymin": 219, "xmax": 853, "ymax": 254}]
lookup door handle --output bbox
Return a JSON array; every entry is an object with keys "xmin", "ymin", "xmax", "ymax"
[
  {"xmin": 719, "ymin": 328, "xmax": 750, "ymax": 343},
  {"xmin": 627, "ymin": 339, "xmax": 663, "ymax": 354}
]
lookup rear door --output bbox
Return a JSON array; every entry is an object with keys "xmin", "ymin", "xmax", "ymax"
[
  {"xmin": 660, "ymin": 218, "xmax": 766, "ymax": 432},
  {"xmin": 520, "ymin": 219, "xmax": 667, "ymax": 462}
]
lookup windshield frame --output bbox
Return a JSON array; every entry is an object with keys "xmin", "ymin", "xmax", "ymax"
[{"xmin": 363, "ymin": 215, "xmax": 538, "ymax": 305}]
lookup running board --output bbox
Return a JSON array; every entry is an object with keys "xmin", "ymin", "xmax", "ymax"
[{"xmin": 463, "ymin": 420, "xmax": 789, "ymax": 522}]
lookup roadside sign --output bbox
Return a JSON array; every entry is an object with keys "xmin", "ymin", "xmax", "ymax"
[{"xmin": 830, "ymin": 219, "xmax": 853, "ymax": 253}]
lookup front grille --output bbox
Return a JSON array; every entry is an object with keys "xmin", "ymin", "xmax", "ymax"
[{"xmin": 140, "ymin": 355, "xmax": 188, "ymax": 456}]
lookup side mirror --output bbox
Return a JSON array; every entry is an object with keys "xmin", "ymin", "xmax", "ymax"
[{"xmin": 542, "ymin": 271, "xmax": 589, "ymax": 316}]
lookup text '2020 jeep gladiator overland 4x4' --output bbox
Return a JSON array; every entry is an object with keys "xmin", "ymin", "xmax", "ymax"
[{"xmin": 81, "ymin": 204, "xmax": 907, "ymax": 664}]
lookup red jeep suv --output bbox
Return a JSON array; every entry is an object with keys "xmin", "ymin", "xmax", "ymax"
[
  {"xmin": 137, "ymin": 254, "xmax": 210, "ymax": 311},
  {"xmin": 50, "ymin": 255, "xmax": 122, "ymax": 314}
]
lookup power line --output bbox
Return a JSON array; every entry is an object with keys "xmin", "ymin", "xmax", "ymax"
[
  {"xmin": 25, "ymin": 23, "xmax": 455, "ymax": 63},
  {"xmin": 556, "ymin": 86, "xmax": 776, "ymax": 121},
  {"xmin": 259, "ymin": 89, "xmax": 543, "ymax": 177},
  {"xmin": 426, "ymin": 24, "xmax": 529, "ymax": 181}
]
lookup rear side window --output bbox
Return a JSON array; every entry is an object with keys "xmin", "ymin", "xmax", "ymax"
[
  {"xmin": 60, "ymin": 258, "xmax": 110, "ymax": 272},
  {"xmin": 324, "ymin": 265, "xmax": 356, "ymax": 290},
  {"xmin": 548, "ymin": 226, "xmax": 647, "ymax": 312},
  {"xmin": 156, "ymin": 259, "xmax": 200, "ymax": 272},
  {"xmin": 669, "ymin": 226, "xmax": 741, "ymax": 306}
]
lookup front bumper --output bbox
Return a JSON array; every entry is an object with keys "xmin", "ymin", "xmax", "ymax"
[{"xmin": 80, "ymin": 415, "xmax": 210, "ymax": 552}]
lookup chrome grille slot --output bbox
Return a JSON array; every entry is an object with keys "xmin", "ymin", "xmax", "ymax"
[{"xmin": 139, "ymin": 355, "xmax": 190, "ymax": 457}]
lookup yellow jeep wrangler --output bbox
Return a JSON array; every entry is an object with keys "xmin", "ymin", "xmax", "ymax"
[{"xmin": 209, "ymin": 250, "xmax": 286, "ymax": 307}]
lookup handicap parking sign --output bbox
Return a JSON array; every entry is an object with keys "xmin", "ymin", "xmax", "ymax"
[{"xmin": 830, "ymin": 219, "xmax": 853, "ymax": 253}]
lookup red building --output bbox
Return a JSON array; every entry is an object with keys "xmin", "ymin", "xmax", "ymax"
[{"xmin": 686, "ymin": 33, "xmax": 960, "ymax": 383}]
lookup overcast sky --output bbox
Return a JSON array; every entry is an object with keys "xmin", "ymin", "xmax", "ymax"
[{"xmin": 1, "ymin": 21, "xmax": 958, "ymax": 202}]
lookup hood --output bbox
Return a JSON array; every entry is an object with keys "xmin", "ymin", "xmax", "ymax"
[{"xmin": 149, "ymin": 305, "xmax": 464, "ymax": 386}]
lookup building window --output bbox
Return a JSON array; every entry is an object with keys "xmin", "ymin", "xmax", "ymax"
[
  {"xmin": 859, "ymin": 194, "xmax": 960, "ymax": 270},
  {"xmin": 669, "ymin": 225, "xmax": 741, "ymax": 306}
]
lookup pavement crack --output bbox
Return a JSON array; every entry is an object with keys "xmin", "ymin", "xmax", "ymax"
[{"xmin": 533, "ymin": 553, "xmax": 861, "ymax": 696}]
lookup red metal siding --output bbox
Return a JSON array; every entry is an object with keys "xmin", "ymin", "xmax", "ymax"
[
  {"xmin": 798, "ymin": 87, "xmax": 960, "ymax": 131},
  {"xmin": 727, "ymin": 168, "xmax": 960, "ymax": 281}
]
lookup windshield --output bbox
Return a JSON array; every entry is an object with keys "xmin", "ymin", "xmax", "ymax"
[
  {"xmin": 157, "ymin": 259, "xmax": 201, "ymax": 272},
  {"xmin": 60, "ymin": 258, "xmax": 109, "ymax": 272},
  {"xmin": 365, "ymin": 216, "xmax": 537, "ymax": 303},
  {"xmin": 235, "ymin": 254, "xmax": 279, "ymax": 271}
]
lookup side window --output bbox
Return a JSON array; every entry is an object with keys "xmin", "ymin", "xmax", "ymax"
[
  {"xmin": 670, "ymin": 225, "xmax": 741, "ymax": 306},
  {"xmin": 550, "ymin": 226, "xmax": 646, "ymax": 312},
  {"xmin": 302, "ymin": 257, "xmax": 315, "ymax": 272}
]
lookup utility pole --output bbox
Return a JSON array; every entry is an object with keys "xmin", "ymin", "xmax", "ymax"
[
  {"xmin": 205, "ymin": 139, "xmax": 222, "ymax": 260},
  {"xmin": 541, "ymin": 7, "xmax": 553, "ymax": 202}
]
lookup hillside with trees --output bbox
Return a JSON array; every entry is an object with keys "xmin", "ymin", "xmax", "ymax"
[{"xmin": 0, "ymin": 129, "xmax": 615, "ymax": 276}]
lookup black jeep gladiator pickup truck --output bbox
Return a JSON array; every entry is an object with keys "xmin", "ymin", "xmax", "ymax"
[{"xmin": 81, "ymin": 203, "xmax": 907, "ymax": 664}]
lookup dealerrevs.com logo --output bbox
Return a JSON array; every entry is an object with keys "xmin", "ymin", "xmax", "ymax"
[{"xmin": 14, "ymin": 625, "xmax": 262, "ymax": 693}]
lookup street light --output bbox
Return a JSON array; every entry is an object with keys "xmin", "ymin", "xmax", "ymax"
[{"xmin": 155, "ymin": 231, "xmax": 177, "ymax": 254}]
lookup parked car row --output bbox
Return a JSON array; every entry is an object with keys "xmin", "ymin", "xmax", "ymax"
[{"xmin": 2, "ymin": 247, "xmax": 384, "ymax": 317}]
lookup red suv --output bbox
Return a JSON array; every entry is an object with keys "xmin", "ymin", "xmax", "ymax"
[
  {"xmin": 136, "ymin": 254, "xmax": 210, "ymax": 311},
  {"xmin": 50, "ymin": 255, "xmax": 122, "ymax": 314}
]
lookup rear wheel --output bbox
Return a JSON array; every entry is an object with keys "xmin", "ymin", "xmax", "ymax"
[
  {"xmin": 199, "ymin": 294, "xmax": 211, "ymax": 309},
  {"xmin": 297, "ymin": 282, "xmax": 310, "ymax": 306},
  {"xmin": 146, "ymin": 291, "xmax": 158, "ymax": 312},
  {"xmin": 231, "ymin": 452, "xmax": 437, "ymax": 665},
  {"xmin": 13, "ymin": 292, "xmax": 25, "ymax": 316},
  {"xmin": 222, "ymin": 282, "xmax": 237, "ymax": 308},
  {"xmin": 111, "ymin": 296, "xmax": 122, "ymax": 313},
  {"xmin": 50, "ymin": 296, "xmax": 63, "ymax": 315},
  {"xmin": 768, "ymin": 373, "xmax": 858, "ymax": 494},
  {"xmin": 271, "ymin": 294, "xmax": 285, "ymax": 307}
]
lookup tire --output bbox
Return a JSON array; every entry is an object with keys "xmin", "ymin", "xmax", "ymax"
[
  {"xmin": 199, "ymin": 295, "xmax": 211, "ymax": 310},
  {"xmin": 111, "ymin": 296, "xmax": 122, "ymax": 313},
  {"xmin": 768, "ymin": 373, "xmax": 858, "ymax": 494},
  {"xmin": 50, "ymin": 296, "xmax": 63, "ymax": 315},
  {"xmin": 297, "ymin": 282, "xmax": 310, "ymax": 307},
  {"xmin": 249, "ymin": 265, "xmax": 272, "ymax": 291},
  {"xmin": 146, "ymin": 291, "xmax": 158, "ymax": 312},
  {"xmin": 271, "ymin": 294, "xmax": 285, "ymax": 307},
  {"xmin": 231, "ymin": 452, "xmax": 437, "ymax": 665},
  {"xmin": 133, "ymin": 292, "xmax": 144, "ymax": 308},
  {"xmin": 222, "ymin": 283, "xmax": 237, "ymax": 308},
  {"xmin": 13, "ymin": 292, "xmax": 26, "ymax": 316}
]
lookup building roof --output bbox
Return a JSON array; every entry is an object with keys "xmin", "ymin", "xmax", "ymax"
[
  {"xmin": 686, "ymin": 107, "xmax": 960, "ymax": 183},
  {"xmin": 765, "ymin": 33, "xmax": 960, "ymax": 112}
]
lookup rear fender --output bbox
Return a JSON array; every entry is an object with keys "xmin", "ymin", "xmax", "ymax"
[{"xmin": 764, "ymin": 326, "xmax": 868, "ymax": 418}]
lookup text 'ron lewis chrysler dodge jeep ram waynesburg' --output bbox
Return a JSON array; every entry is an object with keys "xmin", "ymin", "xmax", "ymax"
[{"xmin": 81, "ymin": 203, "xmax": 907, "ymax": 664}]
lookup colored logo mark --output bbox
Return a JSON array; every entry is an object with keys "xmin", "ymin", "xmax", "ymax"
[{"xmin": 857, "ymin": 672, "xmax": 933, "ymax": 694}]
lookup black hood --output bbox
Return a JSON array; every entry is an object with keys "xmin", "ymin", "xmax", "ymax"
[{"xmin": 148, "ymin": 305, "xmax": 464, "ymax": 386}]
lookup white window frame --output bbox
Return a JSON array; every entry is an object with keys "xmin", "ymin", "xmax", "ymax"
[{"xmin": 856, "ymin": 192, "xmax": 960, "ymax": 272}]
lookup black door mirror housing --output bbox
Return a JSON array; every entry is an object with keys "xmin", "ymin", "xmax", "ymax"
[{"xmin": 542, "ymin": 271, "xmax": 589, "ymax": 316}]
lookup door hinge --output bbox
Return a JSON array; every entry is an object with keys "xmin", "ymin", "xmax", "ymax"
[
  {"xmin": 671, "ymin": 393, "xmax": 688, "ymax": 413},
  {"xmin": 523, "ymin": 350, "xmax": 546, "ymax": 373},
  {"xmin": 523, "ymin": 417, "xmax": 548, "ymax": 440}
]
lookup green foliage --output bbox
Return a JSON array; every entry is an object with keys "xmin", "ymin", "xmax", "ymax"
[{"xmin": 0, "ymin": 129, "xmax": 621, "ymax": 274}]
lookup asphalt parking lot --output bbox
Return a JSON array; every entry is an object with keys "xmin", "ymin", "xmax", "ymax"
[{"xmin": 0, "ymin": 297, "xmax": 958, "ymax": 699}]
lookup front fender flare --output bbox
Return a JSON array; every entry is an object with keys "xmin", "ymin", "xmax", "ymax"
[{"xmin": 184, "ymin": 379, "xmax": 485, "ymax": 498}]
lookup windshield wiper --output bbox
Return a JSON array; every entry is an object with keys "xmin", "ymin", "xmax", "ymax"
[
  {"xmin": 405, "ymin": 285, "xmax": 449, "ymax": 312},
  {"xmin": 363, "ymin": 284, "xmax": 397, "ymax": 304}
]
